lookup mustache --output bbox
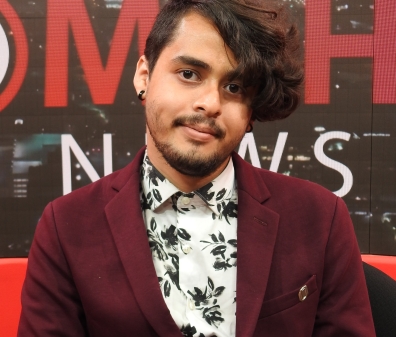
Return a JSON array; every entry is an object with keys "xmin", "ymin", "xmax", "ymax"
[{"xmin": 172, "ymin": 115, "xmax": 226, "ymax": 139}]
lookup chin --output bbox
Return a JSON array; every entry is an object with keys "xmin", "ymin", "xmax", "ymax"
[{"xmin": 157, "ymin": 141, "xmax": 229, "ymax": 178}]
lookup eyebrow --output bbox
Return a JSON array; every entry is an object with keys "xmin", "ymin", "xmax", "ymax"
[
  {"xmin": 171, "ymin": 55, "xmax": 212, "ymax": 71},
  {"xmin": 171, "ymin": 55, "xmax": 241, "ymax": 82}
]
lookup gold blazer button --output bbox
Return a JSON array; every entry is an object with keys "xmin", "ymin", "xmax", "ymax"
[{"xmin": 298, "ymin": 285, "xmax": 309, "ymax": 302}]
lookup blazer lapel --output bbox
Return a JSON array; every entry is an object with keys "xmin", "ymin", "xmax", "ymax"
[
  {"xmin": 105, "ymin": 148, "xmax": 182, "ymax": 337},
  {"xmin": 233, "ymin": 153, "xmax": 280, "ymax": 337}
]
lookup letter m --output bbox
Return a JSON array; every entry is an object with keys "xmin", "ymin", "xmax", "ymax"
[{"xmin": 45, "ymin": 0, "xmax": 159, "ymax": 106}]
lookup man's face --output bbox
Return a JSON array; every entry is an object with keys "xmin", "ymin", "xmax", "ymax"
[{"xmin": 135, "ymin": 12, "xmax": 254, "ymax": 177}]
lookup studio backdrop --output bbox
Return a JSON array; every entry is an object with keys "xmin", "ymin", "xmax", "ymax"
[{"xmin": 0, "ymin": 0, "xmax": 395, "ymax": 257}]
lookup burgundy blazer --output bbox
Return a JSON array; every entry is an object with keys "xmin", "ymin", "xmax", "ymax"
[{"xmin": 18, "ymin": 147, "xmax": 375, "ymax": 336}]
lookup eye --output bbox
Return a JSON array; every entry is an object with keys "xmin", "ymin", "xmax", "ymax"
[
  {"xmin": 179, "ymin": 70, "xmax": 199, "ymax": 81},
  {"xmin": 225, "ymin": 83, "xmax": 243, "ymax": 94}
]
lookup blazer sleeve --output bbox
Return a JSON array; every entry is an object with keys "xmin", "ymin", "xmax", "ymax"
[
  {"xmin": 312, "ymin": 197, "xmax": 375, "ymax": 336},
  {"xmin": 18, "ymin": 202, "xmax": 89, "ymax": 337}
]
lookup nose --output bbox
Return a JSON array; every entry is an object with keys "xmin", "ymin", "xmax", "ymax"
[{"xmin": 192, "ymin": 84, "xmax": 222, "ymax": 117}]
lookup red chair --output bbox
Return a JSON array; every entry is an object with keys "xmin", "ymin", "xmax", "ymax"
[
  {"xmin": 363, "ymin": 262, "xmax": 396, "ymax": 337},
  {"xmin": 362, "ymin": 254, "xmax": 396, "ymax": 280},
  {"xmin": 0, "ymin": 255, "xmax": 394, "ymax": 337},
  {"xmin": 0, "ymin": 258, "xmax": 27, "ymax": 337}
]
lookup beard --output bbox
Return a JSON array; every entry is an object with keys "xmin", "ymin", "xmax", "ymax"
[
  {"xmin": 147, "ymin": 113, "xmax": 240, "ymax": 177},
  {"xmin": 153, "ymin": 141, "xmax": 228, "ymax": 177}
]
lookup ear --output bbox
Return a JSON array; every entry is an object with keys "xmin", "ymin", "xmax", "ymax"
[
  {"xmin": 133, "ymin": 55, "xmax": 150, "ymax": 93},
  {"xmin": 246, "ymin": 116, "xmax": 255, "ymax": 132}
]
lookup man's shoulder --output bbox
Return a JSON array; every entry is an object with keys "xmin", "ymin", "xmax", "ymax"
[
  {"xmin": 240, "ymin": 163, "xmax": 343, "ymax": 231},
  {"xmin": 52, "ymin": 149, "xmax": 145, "ymax": 210},
  {"xmin": 233, "ymin": 153, "xmax": 338, "ymax": 212},
  {"xmin": 257, "ymin": 167, "xmax": 334, "ymax": 199}
]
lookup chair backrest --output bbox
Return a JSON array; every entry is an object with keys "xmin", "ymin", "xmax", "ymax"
[
  {"xmin": 363, "ymin": 262, "xmax": 396, "ymax": 337},
  {"xmin": 0, "ymin": 256, "xmax": 395, "ymax": 336},
  {"xmin": 362, "ymin": 254, "xmax": 396, "ymax": 280},
  {"xmin": 0, "ymin": 258, "xmax": 28, "ymax": 337}
]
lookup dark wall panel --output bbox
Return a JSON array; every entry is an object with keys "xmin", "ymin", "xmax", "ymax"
[{"xmin": 1, "ymin": 0, "xmax": 395, "ymax": 257}]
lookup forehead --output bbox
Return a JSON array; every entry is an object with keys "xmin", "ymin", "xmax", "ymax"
[{"xmin": 156, "ymin": 12, "xmax": 238, "ymax": 70}]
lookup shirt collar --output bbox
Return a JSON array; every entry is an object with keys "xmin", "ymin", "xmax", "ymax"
[{"xmin": 140, "ymin": 150, "xmax": 236, "ymax": 215}]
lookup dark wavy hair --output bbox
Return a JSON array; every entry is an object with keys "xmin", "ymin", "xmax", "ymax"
[{"xmin": 144, "ymin": 0, "xmax": 304, "ymax": 122}]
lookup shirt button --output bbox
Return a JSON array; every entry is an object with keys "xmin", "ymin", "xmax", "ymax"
[
  {"xmin": 188, "ymin": 299, "xmax": 195, "ymax": 310},
  {"xmin": 181, "ymin": 196, "xmax": 191, "ymax": 205}
]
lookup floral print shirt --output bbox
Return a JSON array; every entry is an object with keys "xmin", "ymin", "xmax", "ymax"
[{"xmin": 140, "ymin": 151, "xmax": 238, "ymax": 337}]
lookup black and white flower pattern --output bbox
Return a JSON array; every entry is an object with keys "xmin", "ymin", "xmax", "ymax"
[
  {"xmin": 187, "ymin": 277, "xmax": 225, "ymax": 308},
  {"xmin": 140, "ymin": 151, "xmax": 238, "ymax": 337},
  {"xmin": 201, "ymin": 231, "xmax": 237, "ymax": 271}
]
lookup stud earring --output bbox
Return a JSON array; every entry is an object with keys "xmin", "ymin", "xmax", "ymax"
[
  {"xmin": 138, "ymin": 90, "xmax": 146, "ymax": 101},
  {"xmin": 246, "ymin": 124, "xmax": 254, "ymax": 133}
]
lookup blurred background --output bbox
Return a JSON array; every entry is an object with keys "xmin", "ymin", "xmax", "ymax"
[{"xmin": 0, "ymin": 0, "xmax": 395, "ymax": 257}]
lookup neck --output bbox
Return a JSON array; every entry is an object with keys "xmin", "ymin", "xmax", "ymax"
[{"xmin": 146, "ymin": 133, "xmax": 229, "ymax": 193}]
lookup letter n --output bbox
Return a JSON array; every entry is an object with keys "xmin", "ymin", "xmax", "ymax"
[{"xmin": 61, "ymin": 134, "xmax": 112, "ymax": 195}]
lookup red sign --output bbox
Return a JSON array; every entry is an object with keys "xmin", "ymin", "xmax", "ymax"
[
  {"xmin": 305, "ymin": 0, "xmax": 396, "ymax": 104},
  {"xmin": 0, "ymin": 0, "xmax": 28, "ymax": 112}
]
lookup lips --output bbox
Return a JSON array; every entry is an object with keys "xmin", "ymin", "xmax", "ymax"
[
  {"xmin": 183, "ymin": 124, "xmax": 217, "ymax": 136},
  {"xmin": 173, "ymin": 115, "xmax": 225, "ymax": 140}
]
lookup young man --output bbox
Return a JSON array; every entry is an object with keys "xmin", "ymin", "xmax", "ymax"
[{"xmin": 18, "ymin": 1, "xmax": 375, "ymax": 336}]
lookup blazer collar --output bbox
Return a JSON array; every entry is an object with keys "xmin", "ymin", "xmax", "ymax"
[
  {"xmin": 232, "ymin": 151, "xmax": 271, "ymax": 204},
  {"xmin": 106, "ymin": 148, "xmax": 279, "ymax": 337},
  {"xmin": 106, "ymin": 147, "xmax": 183, "ymax": 337}
]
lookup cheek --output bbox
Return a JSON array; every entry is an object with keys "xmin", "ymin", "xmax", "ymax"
[
  {"xmin": 145, "ymin": 99, "xmax": 184, "ymax": 138},
  {"xmin": 146, "ymin": 90, "xmax": 185, "ymax": 123},
  {"xmin": 148, "ymin": 73, "xmax": 182, "ymax": 106},
  {"xmin": 226, "ymin": 109, "xmax": 251, "ymax": 133}
]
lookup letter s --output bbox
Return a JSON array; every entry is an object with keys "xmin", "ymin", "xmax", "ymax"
[{"xmin": 314, "ymin": 131, "xmax": 353, "ymax": 198}]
